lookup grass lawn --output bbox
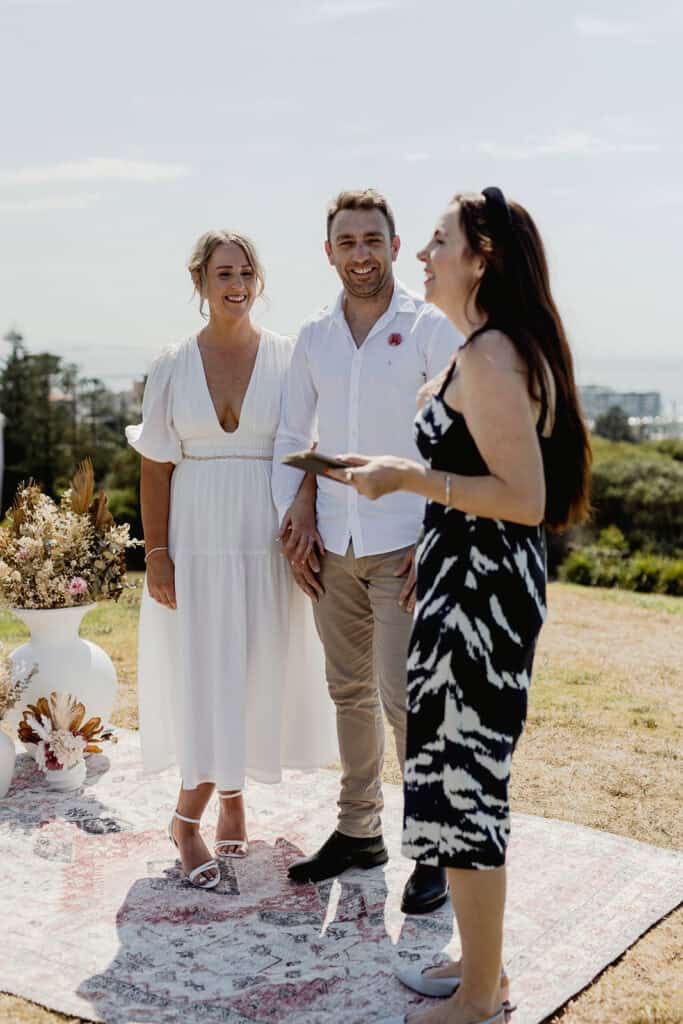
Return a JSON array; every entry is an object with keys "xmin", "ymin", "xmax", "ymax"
[{"xmin": 1, "ymin": 579, "xmax": 682, "ymax": 1024}]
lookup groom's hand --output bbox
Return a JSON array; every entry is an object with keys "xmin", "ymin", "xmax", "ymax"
[{"xmin": 395, "ymin": 545, "xmax": 417, "ymax": 614}]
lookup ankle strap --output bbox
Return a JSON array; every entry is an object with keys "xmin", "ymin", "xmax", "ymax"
[
  {"xmin": 173, "ymin": 810, "xmax": 201, "ymax": 825},
  {"xmin": 219, "ymin": 791, "xmax": 243, "ymax": 800}
]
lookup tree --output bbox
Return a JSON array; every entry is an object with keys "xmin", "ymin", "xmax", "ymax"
[
  {"xmin": 0, "ymin": 328, "xmax": 135, "ymax": 516},
  {"xmin": 594, "ymin": 405, "xmax": 635, "ymax": 443},
  {"xmin": 0, "ymin": 331, "xmax": 72, "ymax": 505}
]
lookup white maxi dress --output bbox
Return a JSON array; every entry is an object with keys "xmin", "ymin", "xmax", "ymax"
[{"xmin": 125, "ymin": 330, "xmax": 337, "ymax": 790}]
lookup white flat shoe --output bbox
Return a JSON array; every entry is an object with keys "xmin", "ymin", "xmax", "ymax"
[
  {"xmin": 377, "ymin": 1007, "xmax": 511, "ymax": 1024},
  {"xmin": 396, "ymin": 964, "xmax": 510, "ymax": 1001},
  {"xmin": 168, "ymin": 810, "xmax": 220, "ymax": 890},
  {"xmin": 396, "ymin": 962, "xmax": 462, "ymax": 997},
  {"xmin": 215, "ymin": 790, "xmax": 249, "ymax": 859}
]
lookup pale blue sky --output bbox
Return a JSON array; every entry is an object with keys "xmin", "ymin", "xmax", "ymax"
[{"xmin": 1, "ymin": 0, "xmax": 682, "ymax": 410}]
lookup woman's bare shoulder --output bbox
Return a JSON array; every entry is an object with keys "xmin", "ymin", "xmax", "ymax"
[{"xmin": 459, "ymin": 329, "xmax": 525, "ymax": 376}]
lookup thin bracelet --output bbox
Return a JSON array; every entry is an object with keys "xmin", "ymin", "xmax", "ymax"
[
  {"xmin": 444, "ymin": 473, "xmax": 452, "ymax": 507},
  {"xmin": 145, "ymin": 546, "xmax": 168, "ymax": 563}
]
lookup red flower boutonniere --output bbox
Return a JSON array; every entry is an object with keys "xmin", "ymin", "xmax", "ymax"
[{"xmin": 388, "ymin": 333, "xmax": 402, "ymax": 346}]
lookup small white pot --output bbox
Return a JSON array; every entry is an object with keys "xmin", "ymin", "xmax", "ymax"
[
  {"xmin": 44, "ymin": 759, "xmax": 87, "ymax": 791},
  {"xmin": 0, "ymin": 730, "xmax": 15, "ymax": 798}
]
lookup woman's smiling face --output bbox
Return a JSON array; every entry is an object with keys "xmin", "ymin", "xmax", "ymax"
[
  {"xmin": 417, "ymin": 202, "xmax": 484, "ymax": 328},
  {"xmin": 201, "ymin": 241, "xmax": 258, "ymax": 321}
]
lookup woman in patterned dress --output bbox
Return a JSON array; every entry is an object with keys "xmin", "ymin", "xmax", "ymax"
[{"xmin": 332, "ymin": 189, "xmax": 591, "ymax": 1024}]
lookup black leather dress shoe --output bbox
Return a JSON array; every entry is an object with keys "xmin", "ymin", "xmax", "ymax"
[
  {"xmin": 400, "ymin": 863, "xmax": 449, "ymax": 914},
  {"xmin": 288, "ymin": 830, "xmax": 389, "ymax": 883}
]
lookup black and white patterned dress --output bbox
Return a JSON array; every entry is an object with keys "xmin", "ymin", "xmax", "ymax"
[{"xmin": 402, "ymin": 362, "xmax": 548, "ymax": 870}]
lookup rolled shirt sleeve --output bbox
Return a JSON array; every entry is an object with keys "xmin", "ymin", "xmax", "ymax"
[
  {"xmin": 272, "ymin": 325, "xmax": 319, "ymax": 526},
  {"xmin": 125, "ymin": 348, "xmax": 182, "ymax": 464}
]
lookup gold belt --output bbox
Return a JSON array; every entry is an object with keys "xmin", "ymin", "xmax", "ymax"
[{"xmin": 183, "ymin": 453, "xmax": 272, "ymax": 461}]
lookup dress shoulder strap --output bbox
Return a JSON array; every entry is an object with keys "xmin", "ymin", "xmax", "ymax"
[
  {"xmin": 437, "ymin": 355, "xmax": 459, "ymax": 398},
  {"xmin": 438, "ymin": 321, "xmax": 492, "ymax": 398}
]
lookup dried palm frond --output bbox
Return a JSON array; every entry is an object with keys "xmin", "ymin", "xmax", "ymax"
[
  {"xmin": 78, "ymin": 715, "xmax": 115, "ymax": 754},
  {"xmin": 18, "ymin": 695, "xmax": 54, "ymax": 744},
  {"xmin": 47, "ymin": 692, "xmax": 85, "ymax": 732},
  {"xmin": 18, "ymin": 705, "xmax": 51, "ymax": 743},
  {"xmin": 78, "ymin": 716, "xmax": 103, "ymax": 740},
  {"xmin": 26, "ymin": 697, "xmax": 52, "ymax": 723},
  {"xmin": 17, "ymin": 718, "xmax": 38, "ymax": 744},
  {"xmin": 69, "ymin": 458, "xmax": 95, "ymax": 515},
  {"xmin": 90, "ymin": 492, "xmax": 114, "ymax": 531},
  {"xmin": 69, "ymin": 702, "xmax": 86, "ymax": 733}
]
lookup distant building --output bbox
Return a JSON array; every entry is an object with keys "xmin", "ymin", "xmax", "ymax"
[
  {"xmin": 113, "ymin": 380, "xmax": 144, "ymax": 419},
  {"xmin": 579, "ymin": 385, "xmax": 662, "ymax": 422}
]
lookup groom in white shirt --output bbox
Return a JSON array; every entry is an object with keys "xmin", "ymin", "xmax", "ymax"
[{"xmin": 272, "ymin": 189, "xmax": 461, "ymax": 914}]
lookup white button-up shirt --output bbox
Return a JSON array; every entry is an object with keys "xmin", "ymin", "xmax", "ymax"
[{"xmin": 272, "ymin": 280, "xmax": 463, "ymax": 558}]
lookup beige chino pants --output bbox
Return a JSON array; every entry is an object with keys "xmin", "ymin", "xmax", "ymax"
[{"xmin": 312, "ymin": 543, "xmax": 413, "ymax": 839}]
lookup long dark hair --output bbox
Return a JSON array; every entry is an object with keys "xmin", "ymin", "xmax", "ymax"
[{"xmin": 455, "ymin": 189, "xmax": 591, "ymax": 530}]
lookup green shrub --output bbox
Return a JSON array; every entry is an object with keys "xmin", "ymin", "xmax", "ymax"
[
  {"xmin": 559, "ymin": 549, "xmax": 595, "ymax": 586},
  {"xmin": 559, "ymin": 545, "xmax": 683, "ymax": 595},
  {"xmin": 624, "ymin": 553, "xmax": 665, "ymax": 593},
  {"xmin": 651, "ymin": 439, "xmax": 683, "ymax": 462},
  {"xmin": 589, "ymin": 437, "xmax": 683, "ymax": 556},
  {"xmin": 658, "ymin": 560, "xmax": 683, "ymax": 596},
  {"xmin": 106, "ymin": 487, "xmax": 139, "ymax": 526},
  {"xmin": 597, "ymin": 525, "xmax": 629, "ymax": 551}
]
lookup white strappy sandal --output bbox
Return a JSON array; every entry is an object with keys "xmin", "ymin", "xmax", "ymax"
[
  {"xmin": 214, "ymin": 790, "xmax": 249, "ymax": 859},
  {"xmin": 168, "ymin": 810, "xmax": 221, "ymax": 890}
]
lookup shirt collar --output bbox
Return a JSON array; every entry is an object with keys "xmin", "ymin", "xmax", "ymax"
[{"xmin": 331, "ymin": 278, "xmax": 418, "ymax": 327}]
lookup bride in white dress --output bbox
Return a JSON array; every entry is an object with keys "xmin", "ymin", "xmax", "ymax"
[{"xmin": 126, "ymin": 230, "xmax": 336, "ymax": 890}]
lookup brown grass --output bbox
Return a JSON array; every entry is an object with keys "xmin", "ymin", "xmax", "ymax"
[{"xmin": 1, "ymin": 580, "xmax": 682, "ymax": 1024}]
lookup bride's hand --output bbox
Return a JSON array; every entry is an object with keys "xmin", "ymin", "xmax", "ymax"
[
  {"xmin": 146, "ymin": 551, "xmax": 177, "ymax": 609},
  {"xmin": 327, "ymin": 454, "xmax": 415, "ymax": 501},
  {"xmin": 278, "ymin": 490, "xmax": 325, "ymax": 569}
]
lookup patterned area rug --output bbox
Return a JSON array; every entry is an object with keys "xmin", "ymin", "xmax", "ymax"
[{"xmin": 0, "ymin": 730, "xmax": 681, "ymax": 1024}]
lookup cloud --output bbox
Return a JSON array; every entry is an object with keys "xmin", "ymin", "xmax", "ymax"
[
  {"xmin": 574, "ymin": 17, "xmax": 645, "ymax": 38},
  {"xmin": 1, "ymin": 0, "xmax": 75, "ymax": 7},
  {"xmin": 0, "ymin": 193, "xmax": 102, "ymax": 212},
  {"xmin": 574, "ymin": 12, "xmax": 683, "ymax": 40},
  {"xmin": 470, "ymin": 132, "xmax": 663, "ymax": 160},
  {"xmin": 0, "ymin": 158, "xmax": 190, "ymax": 187},
  {"xmin": 294, "ymin": 0, "xmax": 405, "ymax": 25},
  {"xmin": 636, "ymin": 185, "xmax": 683, "ymax": 209},
  {"xmin": 403, "ymin": 152, "xmax": 430, "ymax": 163}
]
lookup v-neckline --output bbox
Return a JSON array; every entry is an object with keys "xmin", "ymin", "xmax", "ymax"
[{"xmin": 193, "ymin": 331, "xmax": 264, "ymax": 436}]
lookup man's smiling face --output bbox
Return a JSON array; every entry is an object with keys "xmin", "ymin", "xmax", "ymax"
[{"xmin": 325, "ymin": 207, "xmax": 400, "ymax": 299}]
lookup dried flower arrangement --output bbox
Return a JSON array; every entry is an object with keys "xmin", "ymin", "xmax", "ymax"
[
  {"xmin": 0, "ymin": 647, "xmax": 37, "ymax": 721},
  {"xmin": 18, "ymin": 692, "xmax": 115, "ymax": 772},
  {"xmin": 0, "ymin": 458, "xmax": 140, "ymax": 609}
]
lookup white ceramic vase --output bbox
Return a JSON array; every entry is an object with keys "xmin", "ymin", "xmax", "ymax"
[
  {"xmin": 0, "ymin": 729, "xmax": 15, "ymax": 798},
  {"xmin": 5, "ymin": 604, "xmax": 117, "ymax": 734},
  {"xmin": 44, "ymin": 758, "xmax": 87, "ymax": 791}
]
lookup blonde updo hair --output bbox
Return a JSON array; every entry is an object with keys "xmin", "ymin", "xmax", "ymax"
[{"xmin": 187, "ymin": 230, "xmax": 266, "ymax": 317}]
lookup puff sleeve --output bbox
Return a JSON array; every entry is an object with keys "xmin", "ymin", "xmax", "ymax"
[{"xmin": 125, "ymin": 348, "xmax": 182, "ymax": 464}]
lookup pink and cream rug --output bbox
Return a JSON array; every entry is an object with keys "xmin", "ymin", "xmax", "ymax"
[{"xmin": 0, "ymin": 730, "xmax": 681, "ymax": 1024}]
